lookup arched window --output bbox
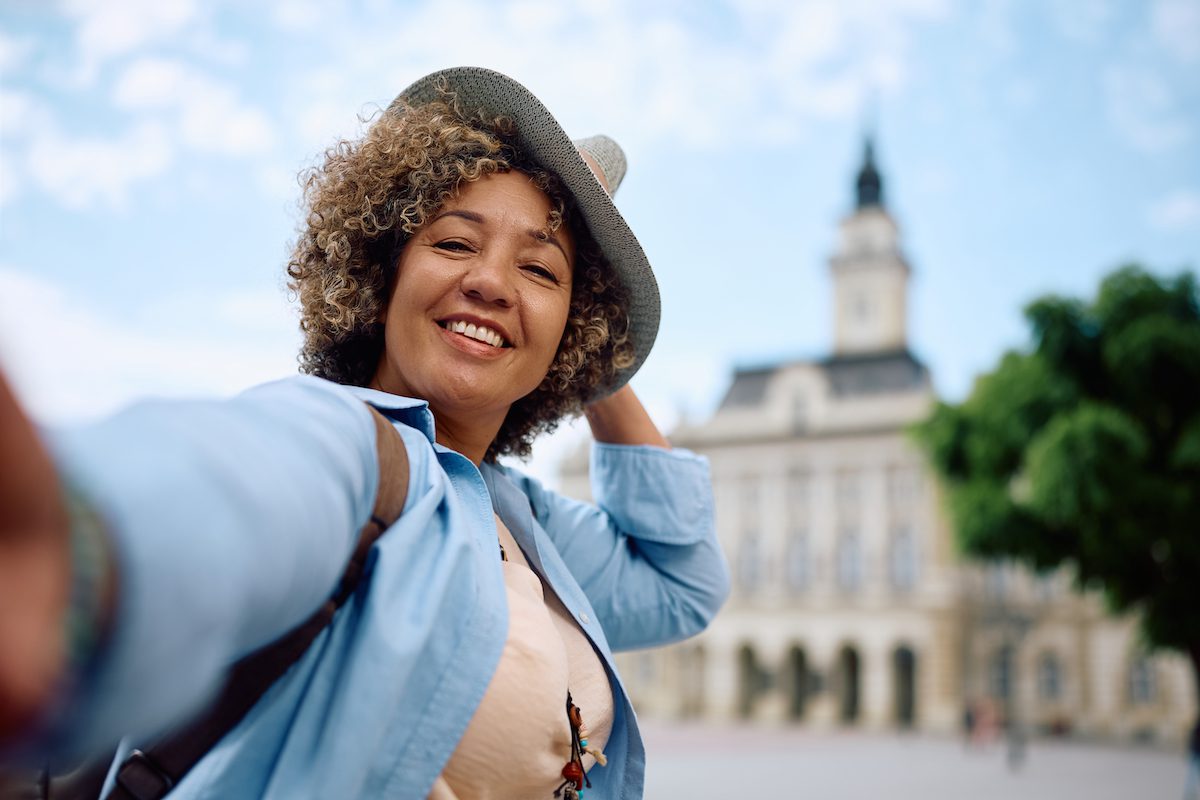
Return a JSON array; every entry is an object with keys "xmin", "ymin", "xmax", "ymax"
[
  {"xmin": 988, "ymin": 645, "xmax": 1013, "ymax": 701},
  {"xmin": 835, "ymin": 471, "xmax": 861, "ymax": 508},
  {"xmin": 1037, "ymin": 652, "xmax": 1062, "ymax": 701},
  {"xmin": 738, "ymin": 528, "xmax": 764, "ymax": 594},
  {"xmin": 888, "ymin": 524, "xmax": 918, "ymax": 591},
  {"xmin": 836, "ymin": 527, "xmax": 863, "ymax": 592},
  {"xmin": 886, "ymin": 466, "xmax": 920, "ymax": 509},
  {"xmin": 785, "ymin": 528, "xmax": 811, "ymax": 593},
  {"xmin": 1128, "ymin": 656, "xmax": 1157, "ymax": 705}
]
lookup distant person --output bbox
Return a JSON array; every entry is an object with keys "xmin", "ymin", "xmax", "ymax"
[
  {"xmin": 961, "ymin": 700, "xmax": 976, "ymax": 749},
  {"xmin": 0, "ymin": 67, "xmax": 730, "ymax": 799},
  {"xmin": 1185, "ymin": 720, "xmax": 1200, "ymax": 800}
]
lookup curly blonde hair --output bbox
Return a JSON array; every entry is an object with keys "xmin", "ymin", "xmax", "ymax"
[{"xmin": 287, "ymin": 93, "xmax": 635, "ymax": 460}]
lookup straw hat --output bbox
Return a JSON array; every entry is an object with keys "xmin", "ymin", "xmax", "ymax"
[{"xmin": 392, "ymin": 67, "xmax": 660, "ymax": 397}]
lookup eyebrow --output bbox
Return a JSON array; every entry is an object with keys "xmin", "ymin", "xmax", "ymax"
[{"xmin": 432, "ymin": 209, "xmax": 569, "ymax": 262}]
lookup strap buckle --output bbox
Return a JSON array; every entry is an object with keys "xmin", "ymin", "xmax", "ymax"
[{"xmin": 114, "ymin": 749, "xmax": 175, "ymax": 800}]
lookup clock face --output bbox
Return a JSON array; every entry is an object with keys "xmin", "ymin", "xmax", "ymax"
[{"xmin": 854, "ymin": 293, "xmax": 871, "ymax": 321}]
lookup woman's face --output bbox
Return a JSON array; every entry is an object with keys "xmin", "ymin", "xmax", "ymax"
[{"xmin": 373, "ymin": 171, "xmax": 575, "ymax": 424}]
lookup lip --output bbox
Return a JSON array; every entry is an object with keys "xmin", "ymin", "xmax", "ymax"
[
  {"xmin": 435, "ymin": 313, "xmax": 514, "ymax": 348},
  {"xmin": 434, "ymin": 315, "xmax": 512, "ymax": 359}
]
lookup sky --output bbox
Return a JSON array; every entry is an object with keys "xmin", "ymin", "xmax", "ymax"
[{"xmin": 1, "ymin": 0, "xmax": 1198, "ymax": 485}]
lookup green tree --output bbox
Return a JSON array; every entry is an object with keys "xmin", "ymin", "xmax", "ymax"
[{"xmin": 916, "ymin": 264, "xmax": 1200, "ymax": 730}]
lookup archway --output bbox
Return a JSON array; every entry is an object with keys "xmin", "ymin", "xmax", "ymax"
[
  {"xmin": 786, "ymin": 645, "xmax": 810, "ymax": 721},
  {"xmin": 892, "ymin": 645, "xmax": 917, "ymax": 728},
  {"xmin": 837, "ymin": 645, "xmax": 861, "ymax": 724},
  {"xmin": 737, "ymin": 644, "xmax": 761, "ymax": 719}
]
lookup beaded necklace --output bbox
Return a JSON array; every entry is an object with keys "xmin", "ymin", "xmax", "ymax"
[{"xmin": 497, "ymin": 541, "xmax": 606, "ymax": 799}]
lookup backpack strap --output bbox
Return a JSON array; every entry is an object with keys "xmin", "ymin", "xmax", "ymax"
[{"xmin": 100, "ymin": 514, "xmax": 389, "ymax": 800}]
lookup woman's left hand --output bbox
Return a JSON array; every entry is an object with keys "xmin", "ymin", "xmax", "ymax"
[{"xmin": 583, "ymin": 385, "xmax": 669, "ymax": 449}]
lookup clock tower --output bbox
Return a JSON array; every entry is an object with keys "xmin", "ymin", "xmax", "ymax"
[{"xmin": 829, "ymin": 138, "xmax": 911, "ymax": 355}]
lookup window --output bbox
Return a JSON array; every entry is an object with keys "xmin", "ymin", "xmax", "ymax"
[
  {"xmin": 889, "ymin": 525, "xmax": 918, "ymax": 591},
  {"xmin": 1128, "ymin": 657, "xmax": 1157, "ymax": 705},
  {"xmin": 836, "ymin": 528, "xmax": 862, "ymax": 591},
  {"xmin": 887, "ymin": 467, "xmax": 920, "ymax": 508},
  {"xmin": 786, "ymin": 469, "xmax": 811, "ymax": 526},
  {"xmin": 1035, "ymin": 573, "xmax": 1060, "ymax": 602},
  {"xmin": 984, "ymin": 563, "xmax": 1008, "ymax": 601},
  {"xmin": 786, "ymin": 528, "xmax": 811, "ymax": 593},
  {"xmin": 1037, "ymin": 653, "xmax": 1062, "ymax": 700},
  {"xmin": 738, "ymin": 529, "xmax": 765, "ymax": 594},
  {"xmin": 988, "ymin": 646, "xmax": 1013, "ymax": 700},
  {"xmin": 836, "ymin": 471, "xmax": 861, "ymax": 510}
]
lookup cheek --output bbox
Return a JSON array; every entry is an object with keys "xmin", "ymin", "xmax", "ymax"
[{"xmin": 545, "ymin": 295, "xmax": 573, "ymax": 345}]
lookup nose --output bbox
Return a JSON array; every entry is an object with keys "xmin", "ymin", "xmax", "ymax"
[{"xmin": 459, "ymin": 250, "xmax": 515, "ymax": 308}]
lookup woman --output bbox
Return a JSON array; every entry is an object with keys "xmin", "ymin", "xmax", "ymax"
[{"xmin": 0, "ymin": 67, "xmax": 729, "ymax": 799}]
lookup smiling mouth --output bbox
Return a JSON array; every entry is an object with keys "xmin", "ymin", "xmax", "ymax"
[{"xmin": 438, "ymin": 319, "xmax": 510, "ymax": 348}]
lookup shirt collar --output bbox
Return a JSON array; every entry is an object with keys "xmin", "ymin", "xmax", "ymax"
[{"xmin": 341, "ymin": 385, "xmax": 437, "ymax": 444}]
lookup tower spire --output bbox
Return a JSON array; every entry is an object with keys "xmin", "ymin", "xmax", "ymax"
[{"xmin": 855, "ymin": 135, "xmax": 884, "ymax": 210}]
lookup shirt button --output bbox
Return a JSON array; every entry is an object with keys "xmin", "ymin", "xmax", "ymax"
[{"xmin": 580, "ymin": 613, "xmax": 590, "ymax": 624}]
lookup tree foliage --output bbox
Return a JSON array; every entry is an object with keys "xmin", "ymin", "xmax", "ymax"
[{"xmin": 915, "ymin": 265, "xmax": 1200, "ymax": 656}]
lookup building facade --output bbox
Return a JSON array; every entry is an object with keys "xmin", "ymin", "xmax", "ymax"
[{"xmin": 560, "ymin": 142, "xmax": 1196, "ymax": 743}]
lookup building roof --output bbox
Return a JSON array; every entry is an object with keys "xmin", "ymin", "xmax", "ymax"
[
  {"xmin": 717, "ymin": 348, "xmax": 930, "ymax": 411},
  {"xmin": 819, "ymin": 348, "xmax": 929, "ymax": 396},
  {"xmin": 716, "ymin": 365, "xmax": 775, "ymax": 410}
]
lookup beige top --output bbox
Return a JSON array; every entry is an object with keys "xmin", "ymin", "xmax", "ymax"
[{"xmin": 427, "ymin": 515, "xmax": 614, "ymax": 800}]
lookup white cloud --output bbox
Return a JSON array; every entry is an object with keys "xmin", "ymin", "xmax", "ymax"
[
  {"xmin": 1147, "ymin": 189, "xmax": 1200, "ymax": 231},
  {"xmin": 0, "ymin": 90, "xmax": 54, "ymax": 207},
  {"xmin": 60, "ymin": 0, "xmax": 199, "ymax": 83},
  {"xmin": 0, "ymin": 269, "xmax": 300, "ymax": 424},
  {"xmin": 113, "ymin": 57, "xmax": 275, "ymax": 156},
  {"xmin": 0, "ymin": 89, "xmax": 53, "ymax": 141},
  {"xmin": 25, "ymin": 120, "xmax": 173, "ymax": 211},
  {"xmin": 0, "ymin": 30, "xmax": 36, "ymax": 74},
  {"xmin": 270, "ymin": 0, "xmax": 325, "ymax": 32},
  {"xmin": 0, "ymin": 151, "xmax": 18, "ymax": 205},
  {"xmin": 280, "ymin": 0, "xmax": 950, "ymax": 154},
  {"xmin": 1152, "ymin": 0, "xmax": 1200, "ymax": 63},
  {"xmin": 1103, "ymin": 64, "xmax": 1191, "ymax": 152}
]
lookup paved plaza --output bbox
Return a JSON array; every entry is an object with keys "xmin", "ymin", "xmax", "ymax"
[{"xmin": 640, "ymin": 722, "xmax": 1187, "ymax": 799}]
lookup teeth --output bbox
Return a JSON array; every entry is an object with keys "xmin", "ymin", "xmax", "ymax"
[{"xmin": 446, "ymin": 320, "xmax": 505, "ymax": 348}]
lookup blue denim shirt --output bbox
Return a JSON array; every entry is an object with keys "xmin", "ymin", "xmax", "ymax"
[{"xmin": 46, "ymin": 376, "xmax": 729, "ymax": 799}]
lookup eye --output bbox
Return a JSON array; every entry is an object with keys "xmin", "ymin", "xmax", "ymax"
[
  {"xmin": 523, "ymin": 264, "xmax": 560, "ymax": 284},
  {"xmin": 434, "ymin": 240, "xmax": 474, "ymax": 253}
]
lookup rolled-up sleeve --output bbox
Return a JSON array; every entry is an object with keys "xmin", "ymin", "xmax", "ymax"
[
  {"xmin": 523, "ymin": 443, "xmax": 730, "ymax": 651},
  {"xmin": 46, "ymin": 375, "xmax": 379, "ymax": 756}
]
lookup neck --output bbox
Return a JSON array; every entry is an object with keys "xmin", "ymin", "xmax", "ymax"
[
  {"xmin": 365, "ymin": 376, "xmax": 505, "ymax": 466},
  {"xmin": 430, "ymin": 406, "xmax": 505, "ymax": 466}
]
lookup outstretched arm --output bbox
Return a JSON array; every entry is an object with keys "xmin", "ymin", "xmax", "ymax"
[
  {"xmin": 0, "ymin": 371, "xmax": 83, "ymax": 741},
  {"xmin": 0, "ymin": 370, "xmax": 410, "ymax": 757}
]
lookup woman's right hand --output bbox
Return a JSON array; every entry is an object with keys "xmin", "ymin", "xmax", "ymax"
[{"xmin": 0, "ymin": 369, "xmax": 71, "ymax": 743}]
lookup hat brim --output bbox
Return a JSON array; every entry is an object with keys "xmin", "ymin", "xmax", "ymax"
[{"xmin": 390, "ymin": 66, "xmax": 659, "ymax": 399}]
